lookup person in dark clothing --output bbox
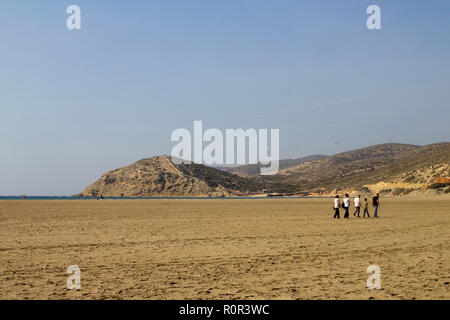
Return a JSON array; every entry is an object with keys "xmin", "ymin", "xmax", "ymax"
[
  {"xmin": 372, "ymin": 193, "xmax": 380, "ymax": 218},
  {"xmin": 333, "ymin": 195, "xmax": 341, "ymax": 219}
]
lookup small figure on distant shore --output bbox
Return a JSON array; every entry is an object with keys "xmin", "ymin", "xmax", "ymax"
[
  {"xmin": 372, "ymin": 193, "xmax": 380, "ymax": 218},
  {"xmin": 353, "ymin": 195, "xmax": 361, "ymax": 217},
  {"xmin": 333, "ymin": 195, "xmax": 341, "ymax": 219},
  {"xmin": 363, "ymin": 198, "xmax": 370, "ymax": 218},
  {"xmin": 343, "ymin": 194, "xmax": 350, "ymax": 219}
]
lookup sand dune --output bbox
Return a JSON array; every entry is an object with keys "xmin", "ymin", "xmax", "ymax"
[{"xmin": 0, "ymin": 198, "xmax": 448, "ymax": 299}]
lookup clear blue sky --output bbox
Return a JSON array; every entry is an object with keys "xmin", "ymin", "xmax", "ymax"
[{"xmin": 1, "ymin": 1, "xmax": 449, "ymax": 195}]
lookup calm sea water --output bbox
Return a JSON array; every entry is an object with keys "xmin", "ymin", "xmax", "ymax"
[{"xmin": 0, "ymin": 196, "xmax": 314, "ymax": 200}]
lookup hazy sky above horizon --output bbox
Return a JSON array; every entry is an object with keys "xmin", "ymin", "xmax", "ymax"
[{"xmin": 1, "ymin": 0, "xmax": 450, "ymax": 195}]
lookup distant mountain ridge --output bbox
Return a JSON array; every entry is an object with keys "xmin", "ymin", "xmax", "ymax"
[
  {"xmin": 214, "ymin": 154, "xmax": 327, "ymax": 177},
  {"xmin": 78, "ymin": 143, "xmax": 450, "ymax": 197}
]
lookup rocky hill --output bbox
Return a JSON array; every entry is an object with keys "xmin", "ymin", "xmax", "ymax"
[
  {"xmin": 77, "ymin": 156, "xmax": 265, "ymax": 197},
  {"xmin": 266, "ymin": 143, "xmax": 420, "ymax": 185},
  {"xmin": 264, "ymin": 143, "xmax": 450, "ymax": 196},
  {"xmin": 335, "ymin": 143, "xmax": 450, "ymax": 196}
]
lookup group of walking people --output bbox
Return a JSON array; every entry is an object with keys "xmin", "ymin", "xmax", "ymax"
[{"xmin": 333, "ymin": 193, "xmax": 380, "ymax": 219}]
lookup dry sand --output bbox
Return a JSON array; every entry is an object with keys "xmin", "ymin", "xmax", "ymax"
[{"xmin": 0, "ymin": 198, "xmax": 449, "ymax": 300}]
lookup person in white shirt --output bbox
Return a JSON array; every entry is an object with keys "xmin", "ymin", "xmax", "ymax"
[
  {"xmin": 353, "ymin": 195, "xmax": 361, "ymax": 218},
  {"xmin": 343, "ymin": 194, "xmax": 350, "ymax": 219},
  {"xmin": 333, "ymin": 195, "xmax": 341, "ymax": 219}
]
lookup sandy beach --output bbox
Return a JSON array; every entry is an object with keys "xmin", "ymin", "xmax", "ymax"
[{"xmin": 0, "ymin": 198, "xmax": 448, "ymax": 300}]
